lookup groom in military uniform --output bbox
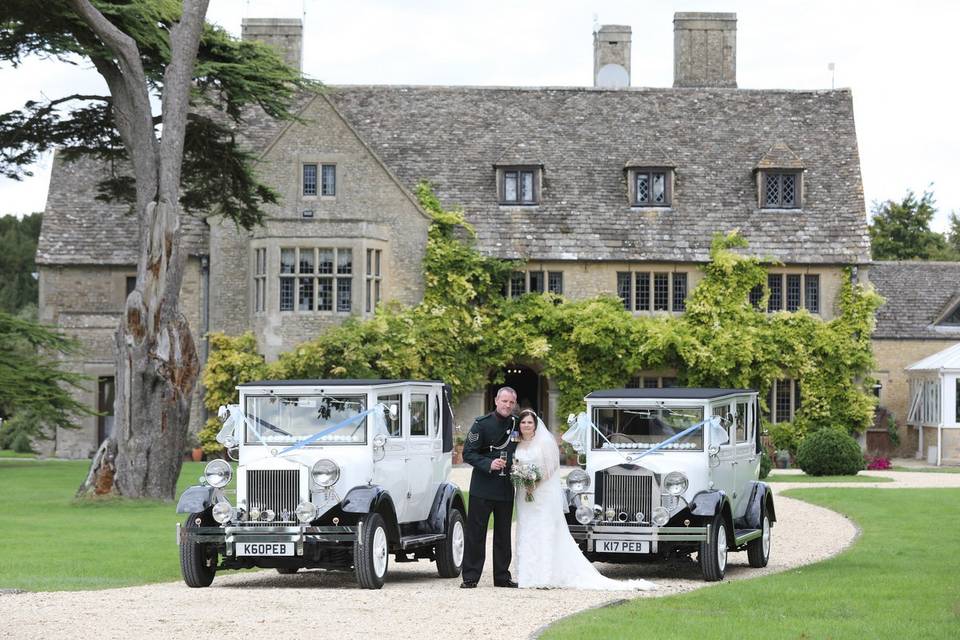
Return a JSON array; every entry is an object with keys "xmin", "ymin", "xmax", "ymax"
[{"xmin": 460, "ymin": 386, "xmax": 519, "ymax": 588}]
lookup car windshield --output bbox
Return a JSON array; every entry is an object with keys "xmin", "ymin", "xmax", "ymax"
[
  {"xmin": 592, "ymin": 406, "xmax": 705, "ymax": 451},
  {"xmin": 243, "ymin": 394, "xmax": 368, "ymax": 445}
]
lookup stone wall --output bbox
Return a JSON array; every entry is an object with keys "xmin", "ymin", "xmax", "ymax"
[{"xmin": 36, "ymin": 259, "xmax": 206, "ymax": 458}]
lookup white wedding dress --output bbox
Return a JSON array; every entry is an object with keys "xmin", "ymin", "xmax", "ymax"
[{"xmin": 513, "ymin": 419, "xmax": 657, "ymax": 591}]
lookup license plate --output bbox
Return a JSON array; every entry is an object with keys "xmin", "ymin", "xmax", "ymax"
[
  {"xmin": 597, "ymin": 539, "xmax": 650, "ymax": 554},
  {"xmin": 236, "ymin": 542, "xmax": 294, "ymax": 556}
]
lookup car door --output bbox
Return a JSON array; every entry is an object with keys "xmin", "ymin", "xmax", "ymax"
[
  {"xmin": 709, "ymin": 401, "xmax": 737, "ymax": 509},
  {"xmin": 733, "ymin": 398, "xmax": 761, "ymax": 519},
  {"xmin": 372, "ymin": 390, "xmax": 409, "ymax": 523},
  {"xmin": 404, "ymin": 391, "xmax": 435, "ymax": 522}
]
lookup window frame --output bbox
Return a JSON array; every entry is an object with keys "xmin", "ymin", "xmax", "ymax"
[
  {"xmin": 761, "ymin": 273, "xmax": 821, "ymax": 314},
  {"xmin": 506, "ymin": 269, "xmax": 563, "ymax": 297},
  {"xmin": 365, "ymin": 248, "xmax": 383, "ymax": 314},
  {"xmin": 761, "ymin": 170, "xmax": 802, "ymax": 209},
  {"xmin": 279, "ymin": 246, "xmax": 353, "ymax": 314},
  {"xmin": 498, "ymin": 166, "xmax": 540, "ymax": 205},
  {"xmin": 768, "ymin": 379, "xmax": 801, "ymax": 423},
  {"xmin": 628, "ymin": 167, "xmax": 673, "ymax": 207},
  {"xmin": 619, "ymin": 271, "xmax": 689, "ymax": 312}
]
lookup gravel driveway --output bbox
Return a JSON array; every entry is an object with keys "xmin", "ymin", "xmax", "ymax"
[{"xmin": 2, "ymin": 467, "xmax": 956, "ymax": 640}]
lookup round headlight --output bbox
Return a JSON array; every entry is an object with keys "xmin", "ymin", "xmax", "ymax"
[
  {"xmin": 566, "ymin": 469, "xmax": 591, "ymax": 492},
  {"xmin": 605, "ymin": 508, "xmax": 616, "ymax": 521},
  {"xmin": 262, "ymin": 509, "xmax": 276, "ymax": 522},
  {"xmin": 311, "ymin": 459, "xmax": 340, "ymax": 488},
  {"xmin": 575, "ymin": 505, "xmax": 593, "ymax": 524},
  {"xmin": 295, "ymin": 501, "xmax": 318, "ymax": 523},
  {"xmin": 212, "ymin": 501, "xmax": 234, "ymax": 524},
  {"xmin": 652, "ymin": 506, "xmax": 670, "ymax": 526},
  {"xmin": 663, "ymin": 471, "xmax": 689, "ymax": 496},
  {"xmin": 248, "ymin": 506, "xmax": 261, "ymax": 521},
  {"xmin": 204, "ymin": 459, "xmax": 232, "ymax": 488}
]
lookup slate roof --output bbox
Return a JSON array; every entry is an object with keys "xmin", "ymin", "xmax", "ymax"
[
  {"xmin": 38, "ymin": 84, "xmax": 871, "ymax": 266},
  {"xmin": 870, "ymin": 261, "xmax": 960, "ymax": 339},
  {"xmin": 36, "ymin": 152, "xmax": 208, "ymax": 265},
  {"xmin": 326, "ymin": 85, "xmax": 871, "ymax": 264}
]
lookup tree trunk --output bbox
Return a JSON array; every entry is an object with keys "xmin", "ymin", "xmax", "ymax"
[{"xmin": 73, "ymin": 0, "xmax": 209, "ymax": 500}]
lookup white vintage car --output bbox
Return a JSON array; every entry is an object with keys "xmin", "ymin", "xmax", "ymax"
[
  {"xmin": 563, "ymin": 388, "xmax": 774, "ymax": 581},
  {"xmin": 175, "ymin": 379, "xmax": 466, "ymax": 589}
]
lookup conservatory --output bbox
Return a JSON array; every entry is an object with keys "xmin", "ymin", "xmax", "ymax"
[{"xmin": 905, "ymin": 342, "xmax": 960, "ymax": 466}]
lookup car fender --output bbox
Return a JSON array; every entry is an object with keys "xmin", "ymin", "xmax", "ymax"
[
  {"xmin": 341, "ymin": 484, "xmax": 400, "ymax": 540},
  {"xmin": 689, "ymin": 489, "xmax": 729, "ymax": 517},
  {"xmin": 176, "ymin": 485, "xmax": 217, "ymax": 514},
  {"xmin": 427, "ymin": 483, "xmax": 466, "ymax": 533},
  {"xmin": 743, "ymin": 481, "xmax": 777, "ymax": 528}
]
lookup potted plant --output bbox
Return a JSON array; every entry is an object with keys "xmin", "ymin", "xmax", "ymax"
[
  {"xmin": 185, "ymin": 433, "xmax": 203, "ymax": 462},
  {"xmin": 453, "ymin": 431, "xmax": 466, "ymax": 465}
]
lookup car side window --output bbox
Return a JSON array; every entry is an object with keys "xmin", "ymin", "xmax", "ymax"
[
  {"xmin": 378, "ymin": 393, "xmax": 402, "ymax": 437},
  {"xmin": 410, "ymin": 394, "xmax": 428, "ymax": 437},
  {"xmin": 712, "ymin": 403, "xmax": 733, "ymax": 445},
  {"xmin": 735, "ymin": 401, "xmax": 748, "ymax": 443}
]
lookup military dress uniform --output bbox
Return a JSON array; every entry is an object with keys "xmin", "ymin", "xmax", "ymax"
[{"xmin": 461, "ymin": 410, "xmax": 518, "ymax": 587}]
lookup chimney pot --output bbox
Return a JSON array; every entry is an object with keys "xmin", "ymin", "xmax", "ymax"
[{"xmin": 241, "ymin": 18, "xmax": 303, "ymax": 74}]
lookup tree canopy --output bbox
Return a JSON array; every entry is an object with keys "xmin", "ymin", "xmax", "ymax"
[
  {"xmin": 0, "ymin": 0, "xmax": 316, "ymax": 227},
  {"xmin": 0, "ymin": 212, "xmax": 41, "ymax": 313},
  {"xmin": 869, "ymin": 190, "xmax": 959, "ymax": 261}
]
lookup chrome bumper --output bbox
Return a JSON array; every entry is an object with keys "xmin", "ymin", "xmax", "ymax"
[
  {"xmin": 176, "ymin": 523, "xmax": 358, "ymax": 557},
  {"xmin": 568, "ymin": 522, "xmax": 710, "ymax": 553}
]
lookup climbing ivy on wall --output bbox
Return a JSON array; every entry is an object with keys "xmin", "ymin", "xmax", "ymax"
[{"xmin": 202, "ymin": 183, "xmax": 882, "ymax": 453}]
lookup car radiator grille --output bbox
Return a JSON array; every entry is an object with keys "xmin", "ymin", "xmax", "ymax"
[
  {"xmin": 599, "ymin": 473, "xmax": 653, "ymax": 522},
  {"xmin": 245, "ymin": 469, "xmax": 300, "ymax": 525}
]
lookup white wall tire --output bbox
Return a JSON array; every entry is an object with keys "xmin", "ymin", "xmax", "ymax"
[
  {"xmin": 354, "ymin": 512, "xmax": 389, "ymax": 589},
  {"xmin": 699, "ymin": 512, "xmax": 728, "ymax": 581},
  {"xmin": 435, "ymin": 508, "xmax": 465, "ymax": 578}
]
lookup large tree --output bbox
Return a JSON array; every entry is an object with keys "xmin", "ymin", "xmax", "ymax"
[
  {"xmin": 868, "ymin": 190, "xmax": 949, "ymax": 260},
  {"xmin": 0, "ymin": 1, "xmax": 313, "ymax": 498},
  {"xmin": 0, "ymin": 212, "xmax": 41, "ymax": 313}
]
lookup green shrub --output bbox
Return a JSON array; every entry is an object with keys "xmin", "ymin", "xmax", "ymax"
[
  {"xmin": 759, "ymin": 450, "xmax": 772, "ymax": 479},
  {"xmin": 0, "ymin": 413, "xmax": 37, "ymax": 453},
  {"xmin": 795, "ymin": 428, "xmax": 865, "ymax": 476}
]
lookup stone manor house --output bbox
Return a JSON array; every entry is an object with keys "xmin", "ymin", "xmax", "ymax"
[{"xmin": 38, "ymin": 12, "xmax": 915, "ymax": 460}]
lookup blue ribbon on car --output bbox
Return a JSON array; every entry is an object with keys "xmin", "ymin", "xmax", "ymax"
[
  {"xmin": 278, "ymin": 405, "xmax": 384, "ymax": 455},
  {"xmin": 629, "ymin": 415, "xmax": 721, "ymax": 460}
]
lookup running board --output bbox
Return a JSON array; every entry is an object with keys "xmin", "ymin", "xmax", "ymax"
[
  {"xmin": 734, "ymin": 528, "xmax": 762, "ymax": 545},
  {"xmin": 400, "ymin": 533, "xmax": 445, "ymax": 550}
]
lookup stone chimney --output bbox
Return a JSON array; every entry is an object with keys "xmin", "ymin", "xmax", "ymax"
[
  {"xmin": 673, "ymin": 12, "xmax": 736, "ymax": 88},
  {"xmin": 241, "ymin": 18, "xmax": 303, "ymax": 73},
  {"xmin": 593, "ymin": 25, "xmax": 631, "ymax": 88}
]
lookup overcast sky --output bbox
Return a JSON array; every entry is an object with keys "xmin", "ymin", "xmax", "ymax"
[{"xmin": 1, "ymin": 0, "xmax": 958, "ymax": 231}]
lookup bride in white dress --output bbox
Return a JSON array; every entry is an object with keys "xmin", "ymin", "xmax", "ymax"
[{"xmin": 512, "ymin": 409, "xmax": 657, "ymax": 591}]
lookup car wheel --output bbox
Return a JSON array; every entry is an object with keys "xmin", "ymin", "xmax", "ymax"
[
  {"xmin": 180, "ymin": 511, "xmax": 217, "ymax": 588},
  {"xmin": 747, "ymin": 506, "xmax": 772, "ymax": 568},
  {"xmin": 699, "ymin": 512, "xmax": 728, "ymax": 582},
  {"xmin": 354, "ymin": 512, "xmax": 389, "ymax": 589},
  {"xmin": 435, "ymin": 507, "xmax": 465, "ymax": 578},
  {"xmin": 276, "ymin": 567, "xmax": 299, "ymax": 575}
]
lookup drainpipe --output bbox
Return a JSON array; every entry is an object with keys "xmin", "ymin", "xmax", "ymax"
[{"xmin": 200, "ymin": 254, "xmax": 210, "ymax": 425}]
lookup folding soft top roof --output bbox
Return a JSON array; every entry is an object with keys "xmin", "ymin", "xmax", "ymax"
[
  {"xmin": 586, "ymin": 388, "xmax": 755, "ymax": 400},
  {"xmin": 239, "ymin": 379, "xmax": 442, "ymax": 387}
]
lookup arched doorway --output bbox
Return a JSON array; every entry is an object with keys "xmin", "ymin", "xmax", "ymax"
[{"xmin": 485, "ymin": 364, "xmax": 547, "ymax": 418}]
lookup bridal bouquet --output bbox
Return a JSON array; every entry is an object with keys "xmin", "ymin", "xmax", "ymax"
[{"xmin": 511, "ymin": 463, "xmax": 543, "ymax": 502}]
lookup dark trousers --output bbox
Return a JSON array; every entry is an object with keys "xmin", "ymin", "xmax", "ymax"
[{"xmin": 461, "ymin": 494, "xmax": 513, "ymax": 584}]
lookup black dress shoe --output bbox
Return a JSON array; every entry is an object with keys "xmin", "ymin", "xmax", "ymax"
[
  {"xmin": 460, "ymin": 581, "xmax": 478, "ymax": 589},
  {"xmin": 494, "ymin": 580, "xmax": 518, "ymax": 588}
]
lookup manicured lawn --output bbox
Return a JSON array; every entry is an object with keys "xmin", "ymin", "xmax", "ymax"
[
  {"xmin": 544, "ymin": 488, "xmax": 960, "ymax": 640},
  {"xmin": 0, "ymin": 459, "xmax": 210, "ymax": 591},
  {"xmin": 0, "ymin": 449, "xmax": 36, "ymax": 458},
  {"xmin": 765, "ymin": 473, "xmax": 893, "ymax": 483},
  {"xmin": 891, "ymin": 465, "xmax": 960, "ymax": 474}
]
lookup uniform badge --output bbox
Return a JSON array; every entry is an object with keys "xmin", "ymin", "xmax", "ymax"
[{"xmin": 468, "ymin": 431, "xmax": 480, "ymax": 443}]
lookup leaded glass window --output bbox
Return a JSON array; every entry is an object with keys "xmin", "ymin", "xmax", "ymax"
[
  {"xmin": 767, "ymin": 274, "xmax": 782, "ymax": 312},
  {"xmin": 365, "ymin": 248, "xmax": 382, "ymax": 314},
  {"xmin": 529, "ymin": 271, "xmax": 544, "ymax": 293},
  {"xmin": 510, "ymin": 271, "xmax": 526, "ymax": 299},
  {"xmin": 673, "ymin": 272, "xmax": 687, "ymax": 312},
  {"xmin": 635, "ymin": 272, "xmax": 650, "ymax": 311},
  {"xmin": 548, "ymin": 271, "xmax": 563, "ymax": 295},
  {"xmin": 786, "ymin": 274, "xmax": 801, "ymax": 312},
  {"xmin": 749, "ymin": 284, "xmax": 763, "ymax": 309},
  {"xmin": 280, "ymin": 247, "xmax": 353, "ymax": 313},
  {"xmin": 775, "ymin": 379, "xmax": 793, "ymax": 423},
  {"xmin": 337, "ymin": 277, "xmax": 352, "ymax": 313},
  {"xmin": 653, "ymin": 273, "xmax": 669, "ymax": 311},
  {"xmin": 763, "ymin": 171, "xmax": 800, "ymax": 208},
  {"xmin": 805, "ymin": 275, "xmax": 820, "ymax": 313},
  {"xmin": 632, "ymin": 169, "xmax": 671, "ymax": 206},
  {"xmin": 941, "ymin": 305, "xmax": 960, "ymax": 326},
  {"xmin": 303, "ymin": 164, "xmax": 318, "ymax": 196},
  {"xmin": 253, "ymin": 248, "xmax": 266, "ymax": 313},
  {"xmin": 617, "ymin": 272, "xmax": 632, "ymax": 310},
  {"xmin": 321, "ymin": 164, "xmax": 336, "ymax": 196}
]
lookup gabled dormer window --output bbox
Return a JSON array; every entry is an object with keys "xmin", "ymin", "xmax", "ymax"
[
  {"xmin": 629, "ymin": 168, "xmax": 672, "ymax": 207},
  {"xmin": 498, "ymin": 166, "xmax": 540, "ymax": 205},
  {"xmin": 755, "ymin": 142, "xmax": 804, "ymax": 209}
]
